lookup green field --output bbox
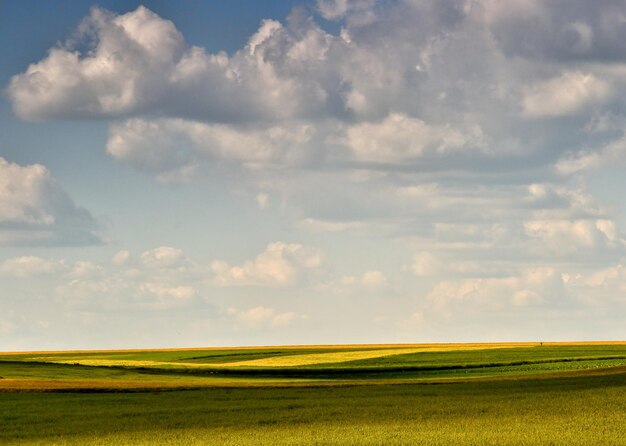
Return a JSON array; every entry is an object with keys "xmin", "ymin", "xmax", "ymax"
[{"xmin": 2, "ymin": 342, "xmax": 626, "ymax": 444}]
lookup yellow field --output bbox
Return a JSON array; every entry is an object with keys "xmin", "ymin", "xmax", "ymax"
[{"xmin": 207, "ymin": 344, "xmax": 522, "ymax": 367}]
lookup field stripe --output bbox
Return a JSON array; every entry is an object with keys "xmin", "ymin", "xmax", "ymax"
[
  {"xmin": 206, "ymin": 345, "xmax": 525, "ymax": 367},
  {"xmin": 33, "ymin": 345, "xmax": 520, "ymax": 368}
]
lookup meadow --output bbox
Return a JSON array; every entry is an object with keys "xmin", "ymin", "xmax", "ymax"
[{"xmin": 2, "ymin": 342, "xmax": 626, "ymax": 444}]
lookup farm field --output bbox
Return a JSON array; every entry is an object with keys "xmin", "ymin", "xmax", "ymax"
[{"xmin": 2, "ymin": 342, "xmax": 626, "ymax": 444}]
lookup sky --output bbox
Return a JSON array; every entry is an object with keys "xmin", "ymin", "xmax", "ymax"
[{"xmin": 2, "ymin": 0, "xmax": 626, "ymax": 350}]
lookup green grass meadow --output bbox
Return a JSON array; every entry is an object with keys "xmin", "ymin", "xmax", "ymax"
[{"xmin": 2, "ymin": 342, "xmax": 626, "ymax": 445}]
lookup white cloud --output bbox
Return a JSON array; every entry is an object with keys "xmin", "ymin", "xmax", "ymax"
[
  {"xmin": 106, "ymin": 118, "xmax": 316, "ymax": 179},
  {"xmin": 555, "ymin": 151, "xmax": 602, "ymax": 176},
  {"xmin": 54, "ymin": 247, "xmax": 198, "ymax": 309},
  {"xmin": 0, "ymin": 256, "xmax": 65, "ymax": 277},
  {"xmin": 316, "ymin": 0, "xmax": 377, "ymax": 24},
  {"xmin": 317, "ymin": 0, "xmax": 352, "ymax": 20},
  {"xmin": 297, "ymin": 219, "xmax": 371, "ymax": 233},
  {"xmin": 232, "ymin": 306, "xmax": 305, "ymax": 328},
  {"xmin": 424, "ymin": 266, "xmax": 567, "ymax": 317},
  {"xmin": 140, "ymin": 246, "xmax": 186, "ymax": 268},
  {"xmin": 7, "ymin": 6, "xmax": 185, "ymax": 120},
  {"xmin": 67, "ymin": 261, "xmax": 104, "ymax": 279},
  {"xmin": 324, "ymin": 270, "xmax": 388, "ymax": 294},
  {"xmin": 56, "ymin": 278, "xmax": 113, "ymax": 305},
  {"xmin": 410, "ymin": 251, "xmax": 492, "ymax": 278},
  {"xmin": 524, "ymin": 219, "xmax": 622, "ymax": 255},
  {"xmin": 139, "ymin": 282, "xmax": 195, "ymax": 301},
  {"xmin": 7, "ymin": 5, "xmax": 337, "ymax": 123},
  {"xmin": 105, "ymin": 119, "xmax": 198, "ymax": 182},
  {"xmin": 411, "ymin": 252, "xmax": 442, "ymax": 277},
  {"xmin": 7, "ymin": 2, "xmax": 626, "ymax": 321},
  {"xmin": 556, "ymin": 133, "xmax": 626, "ymax": 176},
  {"xmin": 560, "ymin": 263, "xmax": 626, "ymax": 305},
  {"xmin": 0, "ymin": 157, "xmax": 101, "ymax": 246},
  {"xmin": 361, "ymin": 270, "xmax": 387, "ymax": 286},
  {"xmin": 111, "ymin": 250, "xmax": 131, "ymax": 265},
  {"xmin": 346, "ymin": 113, "xmax": 482, "ymax": 162},
  {"xmin": 10, "ymin": 3, "xmax": 624, "ymax": 186},
  {"xmin": 522, "ymin": 72, "xmax": 610, "ymax": 118},
  {"xmin": 211, "ymin": 242, "xmax": 321, "ymax": 287}
]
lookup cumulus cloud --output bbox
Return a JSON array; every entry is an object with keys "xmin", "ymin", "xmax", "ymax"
[
  {"xmin": 140, "ymin": 246, "xmax": 187, "ymax": 269},
  {"xmin": 0, "ymin": 157, "xmax": 102, "ymax": 246},
  {"xmin": 423, "ymin": 266, "xmax": 568, "ymax": 318},
  {"xmin": 67, "ymin": 261, "xmax": 104, "ymax": 279},
  {"xmin": 405, "ymin": 257, "xmax": 626, "ymax": 339},
  {"xmin": 229, "ymin": 306, "xmax": 306, "ymax": 328},
  {"xmin": 345, "ymin": 113, "xmax": 484, "ymax": 163},
  {"xmin": 0, "ymin": 256, "xmax": 65, "ymax": 277},
  {"xmin": 523, "ymin": 219, "xmax": 623, "ymax": 256},
  {"xmin": 138, "ymin": 282, "xmax": 195, "ymax": 308},
  {"xmin": 482, "ymin": 0, "xmax": 626, "ymax": 62},
  {"xmin": 106, "ymin": 118, "xmax": 317, "ymax": 180},
  {"xmin": 555, "ymin": 132, "xmax": 626, "ymax": 176},
  {"xmin": 9, "ymin": 2, "xmax": 623, "ymax": 178},
  {"xmin": 46, "ymin": 242, "xmax": 327, "ymax": 314},
  {"xmin": 521, "ymin": 71, "xmax": 610, "ymax": 118},
  {"xmin": 7, "ymin": 2, "xmax": 626, "ymax": 282},
  {"xmin": 6, "ymin": 5, "xmax": 338, "ymax": 123},
  {"xmin": 55, "ymin": 246, "xmax": 199, "ymax": 309},
  {"xmin": 564, "ymin": 263, "xmax": 626, "ymax": 304},
  {"xmin": 321, "ymin": 269, "xmax": 388, "ymax": 295},
  {"xmin": 111, "ymin": 250, "xmax": 131, "ymax": 265},
  {"xmin": 211, "ymin": 242, "xmax": 322, "ymax": 286},
  {"xmin": 410, "ymin": 252, "xmax": 441, "ymax": 277},
  {"xmin": 6, "ymin": 6, "xmax": 185, "ymax": 120}
]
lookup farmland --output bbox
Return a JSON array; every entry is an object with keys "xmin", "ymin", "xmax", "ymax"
[{"xmin": 2, "ymin": 342, "xmax": 626, "ymax": 444}]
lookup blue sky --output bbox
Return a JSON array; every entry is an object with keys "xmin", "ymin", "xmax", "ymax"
[{"xmin": 2, "ymin": 0, "xmax": 626, "ymax": 350}]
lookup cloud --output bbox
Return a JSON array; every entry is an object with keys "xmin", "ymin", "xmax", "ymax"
[
  {"xmin": 322, "ymin": 269, "xmax": 388, "ymax": 295},
  {"xmin": 67, "ymin": 261, "xmax": 104, "ymax": 279},
  {"xmin": 523, "ymin": 219, "xmax": 623, "ymax": 255},
  {"xmin": 0, "ymin": 157, "xmax": 102, "ymax": 246},
  {"xmin": 111, "ymin": 250, "xmax": 130, "ymax": 265},
  {"xmin": 564, "ymin": 263, "xmax": 626, "ymax": 304},
  {"xmin": 8, "ymin": 2, "xmax": 626, "ymax": 280},
  {"xmin": 211, "ymin": 242, "xmax": 322, "ymax": 286},
  {"xmin": 410, "ymin": 250, "xmax": 499, "ymax": 278},
  {"xmin": 138, "ymin": 282, "xmax": 195, "ymax": 308},
  {"xmin": 55, "ymin": 246, "xmax": 198, "ymax": 309},
  {"xmin": 411, "ymin": 252, "xmax": 443, "ymax": 277},
  {"xmin": 45, "ymin": 242, "xmax": 324, "ymax": 312},
  {"xmin": 555, "ymin": 132, "xmax": 626, "ymax": 176},
  {"xmin": 105, "ymin": 119, "xmax": 199, "ymax": 182},
  {"xmin": 423, "ymin": 266, "xmax": 568, "ymax": 319},
  {"xmin": 106, "ymin": 118, "xmax": 317, "ymax": 180},
  {"xmin": 0, "ymin": 256, "xmax": 65, "ymax": 277},
  {"xmin": 483, "ymin": 0, "xmax": 626, "ymax": 62},
  {"xmin": 6, "ymin": 5, "xmax": 338, "ymax": 123},
  {"xmin": 522, "ymin": 71, "xmax": 610, "ymax": 118},
  {"xmin": 345, "ymin": 113, "xmax": 484, "ymax": 163},
  {"xmin": 140, "ymin": 246, "xmax": 187, "ymax": 268},
  {"xmin": 55, "ymin": 276, "xmax": 117, "ymax": 307},
  {"xmin": 6, "ymin": 6, "xmax": 185, "ymax": 121},
  {"xmin": 230, "ymin": 306, "xmax": 306, "ymax": 328}
]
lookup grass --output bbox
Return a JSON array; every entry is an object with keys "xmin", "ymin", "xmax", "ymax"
[
  {"xmin": 3, "ymin": 372, "xmax": 626, "ymax": 445},
  {"xmin": 2, "ymin": 342, "xmax": 626, "ymax": 444}
]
